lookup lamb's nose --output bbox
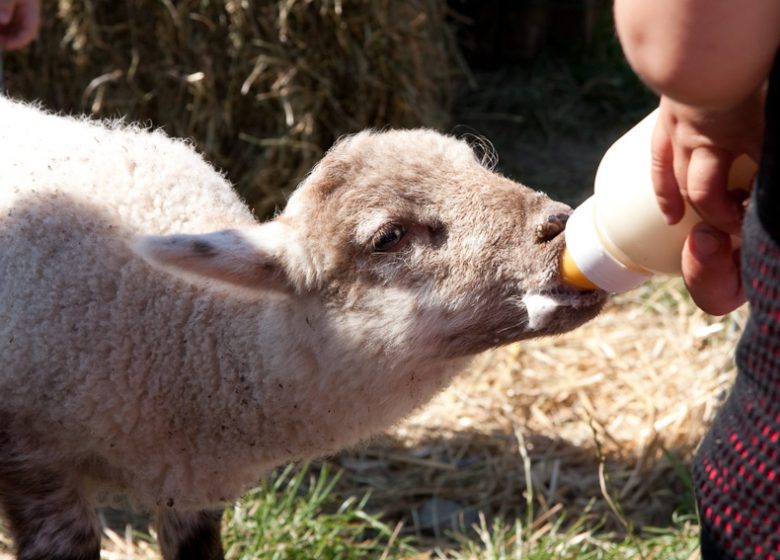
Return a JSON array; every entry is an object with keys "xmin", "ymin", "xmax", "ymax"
[{"xmin": 534, "ymin": 213, "xmax": 570, "ymax": 243}]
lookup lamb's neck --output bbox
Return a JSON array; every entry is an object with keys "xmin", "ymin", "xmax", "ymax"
[
  {"xmin": 121, "ymin": 293, "xmax": 467, "ymax": 507},
  {"xmin": 185, "ymin": 295, "xmax": 463, "ymax": 467}
]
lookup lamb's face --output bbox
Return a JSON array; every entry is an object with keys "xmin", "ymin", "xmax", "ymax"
[
  {"xmin": 282, "ymin": 130, "xmax": 606, "ymax": 358},
  {"xmin": 137, "ymin": 129, "xmax": 605, "ymax": 360}
]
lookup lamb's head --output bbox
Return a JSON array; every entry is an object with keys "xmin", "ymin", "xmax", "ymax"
[{"xmin": 138, "ymin": 129, "xmax": 606, "ymax": 359}]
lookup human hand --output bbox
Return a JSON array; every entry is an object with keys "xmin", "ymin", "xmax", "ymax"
[
  {"xmin": 650, "ymin": 94, "xmax": 763, "ymax": 314},
  {"xmin": 0, "ymin": 0, "xmax": 41, "ymax": 50},
  {"xmin": 680, "ymin": 223, "xmax": 744, "ymax": 315},
  {"xmin": 652, "ymin": 94, "xmax": 763, "ymax": 232}
]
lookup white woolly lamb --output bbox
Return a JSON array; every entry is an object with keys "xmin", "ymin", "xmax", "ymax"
[{"xmin": 0, "ymin": 96, "xmax": 605, "ymax": 559}]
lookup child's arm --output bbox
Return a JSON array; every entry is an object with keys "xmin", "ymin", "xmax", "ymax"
[{"xmin": 614, "ymin": 0, "xmax": 779, "ymax": 109}]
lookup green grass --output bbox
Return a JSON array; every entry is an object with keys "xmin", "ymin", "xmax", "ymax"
[
  {"xmin": 221, "ymin": 463, "xmax": 414, "ymax": 560},
  {"xmin": 440, "ymin": 512, "xmax": 699, "ymax": 560},
  {"xmin": 218, "ymin": 460, "xmax": 701, "ymax": 560}
]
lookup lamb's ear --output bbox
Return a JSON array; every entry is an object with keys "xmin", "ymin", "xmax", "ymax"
[{"xmin": 134, "ymin": 222, "xmax": 300, "ymax": 292}]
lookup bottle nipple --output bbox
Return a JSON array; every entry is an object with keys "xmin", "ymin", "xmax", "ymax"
[{"xmin": 560, "ymin": 247, "xmax": 598, "ymax": 290}]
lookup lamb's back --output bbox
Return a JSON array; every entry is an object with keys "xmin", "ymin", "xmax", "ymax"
[{"xmin": 0, "ymin": 97, "xmax": 254, "ymax": 232}]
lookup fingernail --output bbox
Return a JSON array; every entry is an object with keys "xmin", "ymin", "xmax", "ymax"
[
  {"xmin": 662, "ymin": 208, "xmax": 681, "ymax": 225},
  {"xmin": 692, "ymin": 228, "xmax": 721, "ymax": 257}
]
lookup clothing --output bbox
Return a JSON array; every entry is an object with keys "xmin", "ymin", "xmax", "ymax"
[{"xmin": 696, "ymin": 53, "xmax": 780, "ymax": 559}]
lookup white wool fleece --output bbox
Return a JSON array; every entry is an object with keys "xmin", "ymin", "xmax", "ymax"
[{"xmin": 0, "ymin": 98, "xmax": 270, "ymax": 508}]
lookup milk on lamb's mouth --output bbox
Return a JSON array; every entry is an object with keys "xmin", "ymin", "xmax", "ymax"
[
  {"xmin": 521, "ymin": 287, "xmax": 605, "ymax": 331},
  {"xmin": 548, "ymin": 285, "xmax": 606, "ymax": 307}
]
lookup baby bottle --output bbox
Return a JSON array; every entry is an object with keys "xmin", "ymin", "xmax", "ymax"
[{"xmin": 560, "ymin": 109, "xmax": 757, "ymax": 292}]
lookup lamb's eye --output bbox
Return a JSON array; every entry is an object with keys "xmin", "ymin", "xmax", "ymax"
[{"xmin": 372, "ymin": 224, "xmax": 407, "ymax": 252}]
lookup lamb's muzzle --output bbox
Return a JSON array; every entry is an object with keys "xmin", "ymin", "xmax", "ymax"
[{"xmin": 534, "ymin": 212, "xmax": 570, "ymax": 243}]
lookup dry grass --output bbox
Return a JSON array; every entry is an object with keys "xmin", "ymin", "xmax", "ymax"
[{"xmin": 4, "ymin": 0, "xmax": 459, "ymax": 217}]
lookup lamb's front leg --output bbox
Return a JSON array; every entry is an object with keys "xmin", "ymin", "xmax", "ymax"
[
  {"xmin": 0, "ymin": 463, "xmax": 100, "ymax": 560},
  {"xmin": 156, "ymin": 508, "xmax": 224, "ymax": 560}
]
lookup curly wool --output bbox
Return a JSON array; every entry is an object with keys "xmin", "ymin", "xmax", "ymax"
[
  {"xmin": 0, "ymin": 99, "xmax": 469, "ymax": 510},
  {"xmin": 0, "ymin": 98, "xmax": 275, "ymax": 508}
]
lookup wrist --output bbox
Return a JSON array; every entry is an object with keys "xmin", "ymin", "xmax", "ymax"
[
  {"xmin": 660, "ymin": 91, "xmax": 765, "ymax": 160},
  {"xmin": 662, "ymin": 85, "xmax": 765, "ymax": 120}
]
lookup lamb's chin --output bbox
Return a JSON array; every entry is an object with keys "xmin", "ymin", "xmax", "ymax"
[{"xmin": 522, "ymin": 286, "xmax": 607, "ymax": 332}]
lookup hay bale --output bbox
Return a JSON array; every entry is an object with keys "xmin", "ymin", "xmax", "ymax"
[{"xmin": 4, "ymin": 0, "xmax": 459, "ymax": 216}]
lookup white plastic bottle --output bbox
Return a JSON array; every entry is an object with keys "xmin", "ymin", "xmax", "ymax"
[{"xmin": 561, "ymin": 109, "xmax": 757, "ymax": 292}]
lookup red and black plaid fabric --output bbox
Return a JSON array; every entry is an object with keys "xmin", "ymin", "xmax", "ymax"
[{"xmin": 695, "ymin": 53, "xmax": 780, "ymax": 559}]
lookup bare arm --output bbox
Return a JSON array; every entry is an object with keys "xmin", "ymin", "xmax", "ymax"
[{"xmin": 614, "ymin": 0, "xmax": 780, "ymax": 109}]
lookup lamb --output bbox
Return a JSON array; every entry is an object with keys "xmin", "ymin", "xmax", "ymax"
[{"xmin": 0, "ymin": 96, "xmax": 605, "ymax": 560}]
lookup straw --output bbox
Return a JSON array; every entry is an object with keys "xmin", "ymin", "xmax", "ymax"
[{"xmin": 2, "ymin": 0, "xmax": 460, "ymax": 218}]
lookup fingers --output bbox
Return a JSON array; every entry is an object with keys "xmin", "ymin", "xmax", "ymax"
[
  {"xmin": 651, "ymin": 117, "xmax": 686, "ymax": 225},
  {"xmin": 686, "ymin": 147, "xmax": 744, "ymax": 234},
  {"xmin": 682, "ymin": 223, "xmax": 745, "ymax": 315},
  {"xmin": 0, "ymin": 0, "xmax": 40, "ymax": 50},
  {"xmin": 649, "ymin": 96, "xmax": 760, "ymax": 314}
]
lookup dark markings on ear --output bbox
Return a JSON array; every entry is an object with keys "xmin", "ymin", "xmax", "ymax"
[
  {"xmin": 137, "ymin": 228, "xmax": 294, "ymax": 291},
  {"xmin": 191, "ymin": 241, "xmax": 217, "ymax": 257}
]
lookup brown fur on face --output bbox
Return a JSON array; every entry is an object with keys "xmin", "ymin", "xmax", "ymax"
[{"xmin": 283, "ymin": 129, "xmax": 605, "ymax": 357}]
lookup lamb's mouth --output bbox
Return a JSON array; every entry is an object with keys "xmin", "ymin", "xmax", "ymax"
[
  {"xmin": 521, "ymin": 286, "xmax": 606, "ymax": 332},
  {"xmin": 540, "ymin": 285, "xmax": 607, "ymax": 309}
]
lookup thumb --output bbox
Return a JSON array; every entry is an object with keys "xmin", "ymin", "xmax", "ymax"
[{"xmin": 682, "ymin": 223, "xmax": 744, "ymax": 315}]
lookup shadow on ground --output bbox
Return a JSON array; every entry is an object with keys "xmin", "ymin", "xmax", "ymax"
[
  {"xmin": 327, "ymin": 426, "xmax": 694, "ymax": 548},
  {"xmin": 92, "ymin": 427, "xmax": 694, "ymax": 553}
]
